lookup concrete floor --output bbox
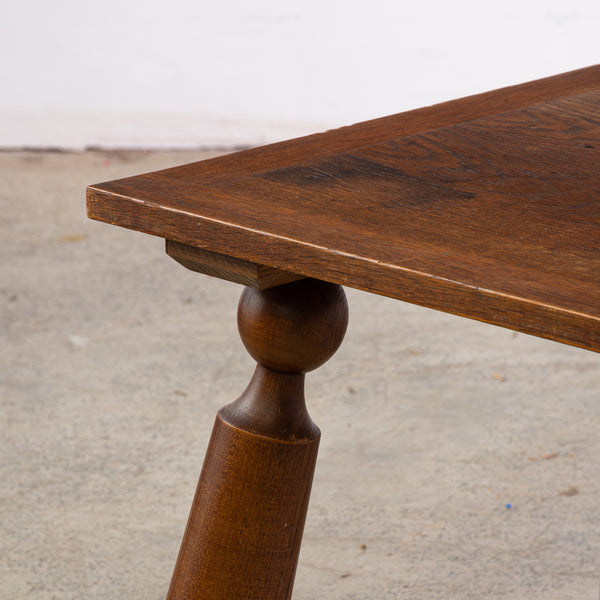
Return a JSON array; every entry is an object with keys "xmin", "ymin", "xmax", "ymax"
[{"xmin": 1, "ymin": 150, "xmax": 600, "ymax": 600}]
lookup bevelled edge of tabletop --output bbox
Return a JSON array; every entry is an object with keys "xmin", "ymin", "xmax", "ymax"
[{"xmin": 86, "ymin": 182, "xmax": 600, "ymax": 354}]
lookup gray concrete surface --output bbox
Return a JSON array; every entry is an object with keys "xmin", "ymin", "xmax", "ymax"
[{"xmin": 1, "ymin": 150, "xmax": 600, "ymax": 600}]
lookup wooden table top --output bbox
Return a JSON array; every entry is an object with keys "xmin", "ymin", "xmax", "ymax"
[{"xmin": 88, "ymin": 65, "xmax": 600, "ymax": 352}]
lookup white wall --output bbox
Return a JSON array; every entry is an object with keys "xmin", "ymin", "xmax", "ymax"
[{"xmin": 1, "ymin": 0, "xmax": 598, "ymax": 149}]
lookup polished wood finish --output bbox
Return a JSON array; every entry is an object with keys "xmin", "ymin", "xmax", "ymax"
[
  {"xmin": 166, "ymin": 279, "xmax": 348, "ymax": 600},
  {"xmin": 87, "ymin": 65, "xmax": 600, "ymax": 351},
  {"xmin": 87, "ymin": 67, "xmax": 600, "ymax": 598},
  {"xmin": 166, "ymin": 240, "xmax": 304, "ymax": 289},
  {"xmin": 237, "ymin": 277, "xmax": 349, "ymax": 374}
]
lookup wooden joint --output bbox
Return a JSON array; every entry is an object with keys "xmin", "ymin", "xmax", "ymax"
[{"xmin": 166, "ymin": 239, "xmax": 305, "ymax": 289}]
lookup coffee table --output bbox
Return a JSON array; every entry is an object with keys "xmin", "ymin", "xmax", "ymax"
[{"xmin": 87, "ymin": 64, "xmax": 600, "ymax": 599}]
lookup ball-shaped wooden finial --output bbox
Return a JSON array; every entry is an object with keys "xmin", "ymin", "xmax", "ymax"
[{"xmin": 237, "ymin": 278, "xmax": 349, "ymax": 374}]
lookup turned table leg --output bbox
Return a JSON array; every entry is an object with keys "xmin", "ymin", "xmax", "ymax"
[{"xmin": 166, "ymin": 278, "xmax": 348, "ymax": 600}]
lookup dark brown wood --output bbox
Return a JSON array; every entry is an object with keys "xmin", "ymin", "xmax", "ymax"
[
  {"xmin": 166, "ymin": 239, "xmax": 304, "ymax": 289},
  {"xmin": 166, "ymin": 279, "xmax": 348, "ymax": 600},
  {"xmin": 87, "ymin": 65, "xmax": 600, "ymax": 352},
  {"xmin": 237, "ymin": 277, "xmax": 349, "ymax": 374}
]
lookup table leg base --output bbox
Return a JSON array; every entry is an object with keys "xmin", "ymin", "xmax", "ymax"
[{"xmin": 166, "ymin": 402, "xmax": 319, "ymax": 599}]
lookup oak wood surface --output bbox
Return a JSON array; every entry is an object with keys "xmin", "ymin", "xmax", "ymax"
[
  {"xmin": 87, "ymin": 65, "xmax": 600, "ymax": 351},
  {"xmin": 166, "ymin": 409, "xmax": 320, "ymax": 600},
  {"xmin": 166, "ymin": 279, "xmax": 348, "ymax": 600},
  {"xmin": 166, "ymin": 240, "xmax": 304, "ymax": 289}
]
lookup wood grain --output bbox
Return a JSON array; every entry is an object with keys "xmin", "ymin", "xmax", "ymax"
[
  {"xmin": 87, "ymin": 65, "xmax": 600, "ymax": 351},
  {"xmin": 237, "ymin": 278, "xmax": 349, "ymax": 374},
  {"xmin": 166, "ymin": 409, "xmax": 320, "ymax": 600},
  {"xmin": 166, "ymin": 240, "xmax": 304, "ymax": 289},
  {"xmin": 166, "ymin": 279, "xmax": 348, "ymax": 600}
]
